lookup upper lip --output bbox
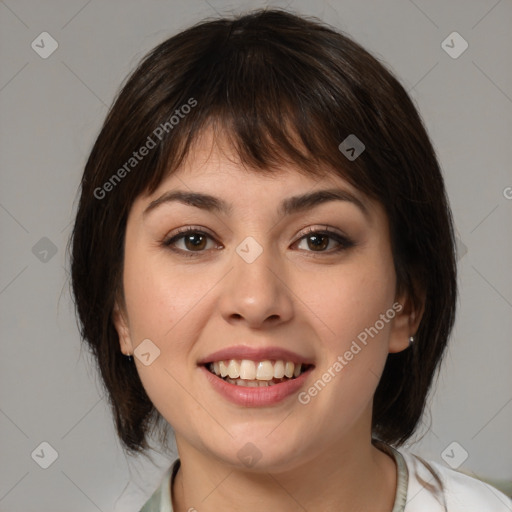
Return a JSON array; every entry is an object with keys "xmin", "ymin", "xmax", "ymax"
[{"xmin": 198, "ymin": 345, "xmax": 315, "ymax": 366}]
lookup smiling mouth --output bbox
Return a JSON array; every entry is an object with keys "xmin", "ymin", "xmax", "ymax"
[{"xmin": 204, "ymin": 359, "xmax": 313, "ymax": 387}]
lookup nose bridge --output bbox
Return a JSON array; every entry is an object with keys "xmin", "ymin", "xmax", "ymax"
[{"xmin": 219, "ymin": 234, "xmax": 293, "ymax": 326}]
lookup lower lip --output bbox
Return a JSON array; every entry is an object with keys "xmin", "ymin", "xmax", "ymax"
[{"xmin": 200, "ymin": 365, "xmax": 314, "ymax": 407}]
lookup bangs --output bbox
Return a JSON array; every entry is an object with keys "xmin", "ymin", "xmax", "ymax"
[{"xmin": 119, "ymin": 13, "xmax": 387, "ymax": 200}]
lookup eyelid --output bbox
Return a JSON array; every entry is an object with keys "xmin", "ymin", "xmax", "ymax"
[
  {"xmin": 164, "ymin": 225, "xmax": 216, "ymax": 239},
  {"xmin": 295, "ymin": 224, "xmax": 347, "ymax": 241}
]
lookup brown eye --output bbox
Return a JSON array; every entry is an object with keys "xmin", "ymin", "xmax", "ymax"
[
  {"xmin": 163, "ymin": 228, "xmax": 219, "ymax": 256},
  {"xmin": 296, "ymin": 229, "xmax": 354, "ymax": 253},
  {"xmin": 305, "ymin": 233, "xmax": 330, "ymax": 251},
  {"xmin": 182, "ymin": 232, "xmax": 208, "ymax": 251}
]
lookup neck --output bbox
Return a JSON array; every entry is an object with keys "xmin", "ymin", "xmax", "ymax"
[{"xmin": 171, "ymin": 437, "xmax": 397, "ymax": 512}]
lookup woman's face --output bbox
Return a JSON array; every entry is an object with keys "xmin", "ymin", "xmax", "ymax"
[{"xmin": 114, "ymin": 129, "xmax": 414, "ymax": 472}]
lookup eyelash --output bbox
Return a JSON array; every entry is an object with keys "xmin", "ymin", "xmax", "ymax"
[{"xmin": 162, "ymin": 225, "xmax": 355, "ymax": 258}]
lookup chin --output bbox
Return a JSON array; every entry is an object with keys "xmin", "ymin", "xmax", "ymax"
[{"xmin": 199, "ymin": 431, "xmax": 309, "ymax": 474}]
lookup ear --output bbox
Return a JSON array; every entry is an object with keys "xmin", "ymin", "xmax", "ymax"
[
  {"xmin": 388, "ymin": 286, "xmax": 425, "ymax": 354},
  {"xmin": 113, "ymin": 301, "xmax": 133, "ymax": 356}
]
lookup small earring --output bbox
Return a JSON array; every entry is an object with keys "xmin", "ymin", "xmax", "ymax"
[
  {"xmin": 409, "ymin": 335, "xmax": 415, "ymax": 347},
  {"xmin": 126, "ymin": 354, "xmax": 133, "ymax": 362}
]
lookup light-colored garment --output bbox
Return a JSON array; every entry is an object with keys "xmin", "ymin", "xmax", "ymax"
[{"xmin": 139, "ymin": 444, "xmax": 512, "ymax": 511}]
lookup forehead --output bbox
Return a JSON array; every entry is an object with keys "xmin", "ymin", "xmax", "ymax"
[{"xmin": 135, "ymin": 126, "xmax": 369, "ymax": 211}]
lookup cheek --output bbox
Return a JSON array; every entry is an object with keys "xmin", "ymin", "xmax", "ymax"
[
  {"xmin": 294, "ymin": 278, "xmax": 396, "ymax": 436},
  {"xmin": 120, "ymin": 247, "xmax": 209, "ymax": 421},
  {"xmin": 122, "ymin": 245, "xmax": 214, "ymax": 341},
  {"xmin": 298, "ymin": 247, "xmax": 397, "ymax": 398},
  {"xmin": 303, "ymin": 253, "xmax": 396, "ymax": 347},
  {"xmin": 120, "ymin": 245, "xmax": 222, "ymax": 403}
]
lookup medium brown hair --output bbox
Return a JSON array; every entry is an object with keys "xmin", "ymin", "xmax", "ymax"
[{"xmin": 70, "ymin": 8, "xmax": 457, "ymax": 455}]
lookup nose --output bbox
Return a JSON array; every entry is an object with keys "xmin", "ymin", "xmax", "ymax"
[{"xmin": 218, "ymin": 238, "xmax": 294, "ymax": 329}]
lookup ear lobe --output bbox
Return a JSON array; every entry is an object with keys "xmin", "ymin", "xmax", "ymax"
[
  {"xmin": 113, "ymin": 302, "xmax": 133, "ymax": 355},
  {"xmin": 388, "ymin": 291, "xmax": 425, "ymax": 354}
]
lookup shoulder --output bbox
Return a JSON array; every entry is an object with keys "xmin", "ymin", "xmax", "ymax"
[
  {"xmin": 428, "ymin": 460, "xmax": 512, "ymax": 511},
  {"xmin": 398, "ymin": 449, "xmax": 512, "ymax": 512}
]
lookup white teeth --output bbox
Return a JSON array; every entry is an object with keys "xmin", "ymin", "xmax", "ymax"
[
  {"xmin": 273, "ymin": 360, "xmax": 285, "ymax": 378},
  {"xmin": 208, "ymin": 359, "xmax": 306, "ymax": 382},
  {"xmin": 239, "ymin": 360, "xmax": 256, "ymax": 380},
  {"xmin": 227, "ymin": 360, "xmax": 239, "ymax": 379},
  {"xmin": 284, "ymin": 361, "xmax": 295, "ymax": 378},
  {"xmin": 226, "ymin": 377, "xmax": 270, "ymax": 387},
  {"xmin": 256, "ymin": 360, "xmax": 274, "ymax": 380},
  {"xmin": 219, "ymin": 360, "xmax": 229, "ymax": 378}
]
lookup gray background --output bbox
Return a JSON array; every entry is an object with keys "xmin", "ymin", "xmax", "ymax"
[{"xmin": 1, "ymin": 0, "xmax": 511, "ymax": 510}]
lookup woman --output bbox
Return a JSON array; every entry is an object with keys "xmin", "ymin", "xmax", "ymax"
[{"xmin": 70, "ymin": 8, "xmax": 511, "ymax": 511}]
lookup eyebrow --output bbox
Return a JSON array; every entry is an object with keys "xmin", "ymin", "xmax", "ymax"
[{"xmin": 143, "ymin": 188, "xmax": 369, "ymax": 218}]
